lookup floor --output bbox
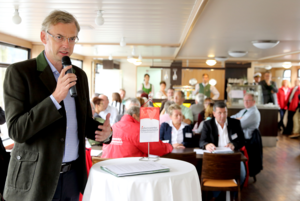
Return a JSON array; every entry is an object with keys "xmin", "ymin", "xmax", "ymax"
[{"xmin": 241, "ymin": 134, "xmax": 300, "ymax": 201}]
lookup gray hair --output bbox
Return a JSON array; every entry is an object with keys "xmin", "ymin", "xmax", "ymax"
[
  {"xmin": 213, "ymin": 101, "xmax": 227, "ymax": 111},
  {"xmin": 125, "ymin": 106, "xmax": 140, "ymax": 117},
  {"xmin": 41, "ymin": 10, "xmax": 80, "ymax": 32},
  {"xmin": 125, "ymin": 98, "xmax": 141, "ymax": 110},
  {"xmin": 168, "ymin": 104, "xmax": 182, "ymax": 116},
  {"xmin": 164, "ymin": 101, "xmax": 175, "ymax": 115},
  {"xmin": 195, "ymin": 94, "xmax": 205, "ymax": 104}
]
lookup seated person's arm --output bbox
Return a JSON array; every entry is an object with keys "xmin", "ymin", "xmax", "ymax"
[{"xmin": 199, "ymin": 122, "xmax": 215, "ymax": 151}]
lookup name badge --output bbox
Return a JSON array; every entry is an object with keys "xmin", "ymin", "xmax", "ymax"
[
  {"xmin": 185, "ymin": 133, "xmax": 192, "ymax": 138},
  {"xmin": 231, "ymin": 133, "xmax": 238, "ymax": 140}
]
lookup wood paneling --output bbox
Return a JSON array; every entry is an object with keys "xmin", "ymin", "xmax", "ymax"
[
  {"xmin": 170, "ymin": 61, "xmax": 182, "ymax": 87},
  {"xmin": 182, "ymin": 69, "xmax": 225, "ymax": 100}
]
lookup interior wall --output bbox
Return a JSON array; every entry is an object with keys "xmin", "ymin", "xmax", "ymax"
[{"xmin": 120, "ymin": 62, "xmax": 137, "ymax": 99}]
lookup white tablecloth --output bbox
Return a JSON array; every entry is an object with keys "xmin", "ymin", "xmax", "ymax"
[{"xmin": 83, "ymin": 157, "xmax": 201, "ymax": 201}]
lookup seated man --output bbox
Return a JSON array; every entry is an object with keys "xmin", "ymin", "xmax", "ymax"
[
  {"xmin": 231, "ymin": 93, "xmax": 261, "ymax": 140},
  {"xmin": 102, "ymin": 106, "xmax": 173, "ymax": 158},
  {"xmin": 174, "ymin": 91, "xmax": 193, "ymax": 125},
  {"xmin": 199, "ymin": 101, "xmax": 246, "ymax": 199}
]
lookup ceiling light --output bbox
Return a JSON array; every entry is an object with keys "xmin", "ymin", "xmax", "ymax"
[
  {"xmin": 228, "ymin": 51, "xmax": 248, "ymax": 57},
  {"xmin": 127, "ymin": 55, "xmax": 136, "ymax": 63},
  {"xmin": 265, "ymin": 65, "xmax": 272, "ymax": 70},
  {"xmin": 215, "ymin": 56, "xmax": 228, "ymax": 62},
  {"xmin": 282, "ymin": 62, "xmax": 292, "ymax": 68},
  {"xmin": 134, "ymin": 59, "xmax": 142, "ymax": 65},
  {"xmin": 12, "ymin": 8, "xmax": 22, "ymax": 24},
  {"xmin": 206, "ymin": 60, "xmax": 217, "ymax": 66},
  {"xmin": 252, "ymin": 40, "xmax": 280, "ymax": 49},
  {"xmin": 108, "ymin": 54, "xmax": 113, "ymax": 60},
  {"xmin": 95, "ymin": 10, "xmax": 104, "ymax": 26},
  {"xmin": 120, "ymin": 37, "xmax": 126, "ymax": 47}
]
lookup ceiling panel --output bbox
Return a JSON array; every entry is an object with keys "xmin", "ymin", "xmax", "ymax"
[{"xmin": 178, "ymin": 0, "xmax": 300, "ymax": 60}]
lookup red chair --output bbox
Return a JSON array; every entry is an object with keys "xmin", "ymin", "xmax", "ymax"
[{"xmin": 240, "ymin": 146, "xmax": 249, "ymax": 187}]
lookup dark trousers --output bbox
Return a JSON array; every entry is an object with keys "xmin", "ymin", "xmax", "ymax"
[
  {"xmin": 278, "ymin": 109, "xmax": 286, "ymax": 130},
  {"xmin": 52, "ymin": 169, "xmax": 80, "ymax": 201},
  {"xmin": 285, "ymin": 110, "xmax": 296, "ymax": 135}
]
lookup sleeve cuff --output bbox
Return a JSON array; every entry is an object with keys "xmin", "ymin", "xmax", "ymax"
[{"xmin": 50, "ymin": 95, "xmax": 61, "ymax": 110}]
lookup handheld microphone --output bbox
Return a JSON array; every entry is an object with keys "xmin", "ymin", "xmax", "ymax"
[{"xmin": 62, "ymin": 56, "xmax": 77, "ymax": 97}]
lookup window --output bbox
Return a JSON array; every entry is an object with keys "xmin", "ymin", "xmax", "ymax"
[
  {"xmin": 71, "ymin": 58, "xmax": 83, "ymax": 69},
  {"xmin": 0, "ymin": 42, "xmax": 30, "ymax": 141},
  {"xmin": 283, "ymin": 70, "xmax": 291, "ymax": 81},
  {"xmin": 298, "ymin": 69, "xmax": 300, "ymax": 78}
]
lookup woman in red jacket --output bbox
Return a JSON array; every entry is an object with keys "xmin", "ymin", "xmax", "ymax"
[
  {"xmin": 102, "ymin": 106, "xmax": 173, "ymax": 158},
  {"xmin": 277, "ymin": 80, "xmax": 291, "ymax": 131}
]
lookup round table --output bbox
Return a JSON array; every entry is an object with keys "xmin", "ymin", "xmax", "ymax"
[{"xmin": 83, "ymin": 157, "xmax": 202, "ymax": 201}]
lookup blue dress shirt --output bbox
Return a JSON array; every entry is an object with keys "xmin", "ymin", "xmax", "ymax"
[{"xmin": 45, "ymin": 54, "xmax": 79, "ymax": 162}]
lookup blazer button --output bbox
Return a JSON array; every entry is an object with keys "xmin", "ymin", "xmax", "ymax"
[
  {"xmin": 61, "ymin": 138, "xmax": 65, "ymax": 142},
  {"xmin": 17, "ymin": 156, "xmax": 21, "ymax": 160}
]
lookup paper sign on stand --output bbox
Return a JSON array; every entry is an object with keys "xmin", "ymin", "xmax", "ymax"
[
  {"xmin": 140, "ymin": 107, "xmax": 160, "ymax": 142},
  {"xmin": 139, "ymin": 106, "xmax": 160, "ymax": 161}
]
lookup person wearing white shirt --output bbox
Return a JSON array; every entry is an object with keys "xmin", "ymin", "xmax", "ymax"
[
  {"xmin": 192, "ymin": 73, "xmax": 220, "ymax": 100},
  {"xmin": 160, "ymin": 104, "xmax": 195, "ymax": 148},
  {"xmin": 99, "ymin": 94, "xmax": 118, "ymax": 126},
  {"xmin": 139, "ymin": 74, "xmax": 154, "ymax": 97},
  {"xmin": 231, "ymin": 93, "xmax": 261, "ymax": 139},
  {"xmin": 156, "ymin": 81, "xmax": 167, "ymax": 99},
  {"xmin": 199, "ymin": 101, "xmax": 246, "ymax": 200}
]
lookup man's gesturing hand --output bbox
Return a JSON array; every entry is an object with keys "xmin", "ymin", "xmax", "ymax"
[
  {"xmin": 95, "ymin": 113, "xmax": 112, "ymax": 142},
  {"xmin": 52, "ymin": 66, "xmax": 77, "ymax": 103}
]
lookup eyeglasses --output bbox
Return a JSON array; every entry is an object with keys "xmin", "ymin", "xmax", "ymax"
[
  {"xmin": 244, "ymin": 100, "xmax": 254, "ymax": 102},
  {"xmin": 46, "ymin": 31, "xmax": 79, "ymax": 44}
]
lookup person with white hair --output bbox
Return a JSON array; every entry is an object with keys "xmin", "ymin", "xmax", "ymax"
[
  {"xmin": 253, "ymin": 73, "xmax": 261, "ymax": 85},
  {"xmin": 102, "ymin": 106, "xmax": 173, "ymax": 158},
  {"xmin": 190, "ymin": 93, "xmax": 205, "ymax": 122},
  {"xmin": 113, "ymin": 98, "xmax": 141, "ymax": 124}
]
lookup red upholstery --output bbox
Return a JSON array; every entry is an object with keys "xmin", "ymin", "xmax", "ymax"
[{"xmin": 240, "ymin": 146, "xmax": 249, "ymax": 187}]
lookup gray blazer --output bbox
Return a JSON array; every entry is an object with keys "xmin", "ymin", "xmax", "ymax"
[{"xmin": 259, "ymin": 80, "xmax": 278, "ymax": 105}]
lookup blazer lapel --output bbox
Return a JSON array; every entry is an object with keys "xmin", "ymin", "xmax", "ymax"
[
  {"xmin": 227, "ymin": 118, "xmax": 233, "ymax": 141},
  {"xmin": 37, "ymin": 51, "xmax": 57, "ymax": 94}
]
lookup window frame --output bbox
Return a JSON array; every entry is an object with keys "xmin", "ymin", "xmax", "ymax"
[
  {"xmin": 0, "ymin": 42, "xmax": 30, "ymax": 142},
  {"xmin": 283, "ymin": 69, "xmax": 291, "ymax": 81},
  {"xmin": 70, "ymin": 58, "xmax": 83, "ymax": 69}
]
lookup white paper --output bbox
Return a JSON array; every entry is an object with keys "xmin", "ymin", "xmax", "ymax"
[
  {"xmin": 91, "ymin": 149, "xmax": 103, "ymax": 156},
  {"xmin": 102, "ymin": 162, "xmax": 169, "ymax": 175},
  {"xmin": 140, "ymin": 119, "xmax": 159, "ymax": 142},
  {"xmin": 229, "ymin": 90, "xmax": 244, "ymax": 98},
  {"xmin": 194, "ymin": 147, "xmax": 233, "ymax": 154}
]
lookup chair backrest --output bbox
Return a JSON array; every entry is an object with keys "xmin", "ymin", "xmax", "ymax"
[
  {"xmin": 162, "ymin": 151, "xmax": 197, "ymax": 166},
  {"xmin": 201, "ymin": 152, "xmax": 241, "ymax": 180}
]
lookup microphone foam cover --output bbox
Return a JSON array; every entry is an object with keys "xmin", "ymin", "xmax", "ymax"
[{"xmin": 62, "ymin": 56, "xmax": 72, "ymax": 66}]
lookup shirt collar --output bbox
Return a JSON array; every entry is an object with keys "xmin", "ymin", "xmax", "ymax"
[
  {"xmin": 44, "ymin": 52, "xmax": 59, "ymax": 74},
  {"xmin": 215, "ymin": 118, "xmax": 228, "ymax": 128},
  {"xmin": 169, "ymin": 120, "xmax": 185, "ymax": 130},
  {"xmin": 245, "ymin": 105, "xmax": 256, "ymax": 111}
]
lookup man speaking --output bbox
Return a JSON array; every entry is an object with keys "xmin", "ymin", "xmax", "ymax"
[{"xmin": 3, "ymin": 10, "xmax": 112, "ymax": 201}]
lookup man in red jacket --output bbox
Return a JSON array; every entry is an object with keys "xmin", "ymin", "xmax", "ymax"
[
  {"xmin": 285, "ymin": 80, "xmax": 300, "ymax": 135},
  {"xmin": 102, "ymin": 106, "xmax": 173, "ymax": 158}
]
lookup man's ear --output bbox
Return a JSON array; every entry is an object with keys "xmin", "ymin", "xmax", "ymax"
[{"xmin": 41, "ymin": 31, "xmax": 47, "ymax": 45}]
